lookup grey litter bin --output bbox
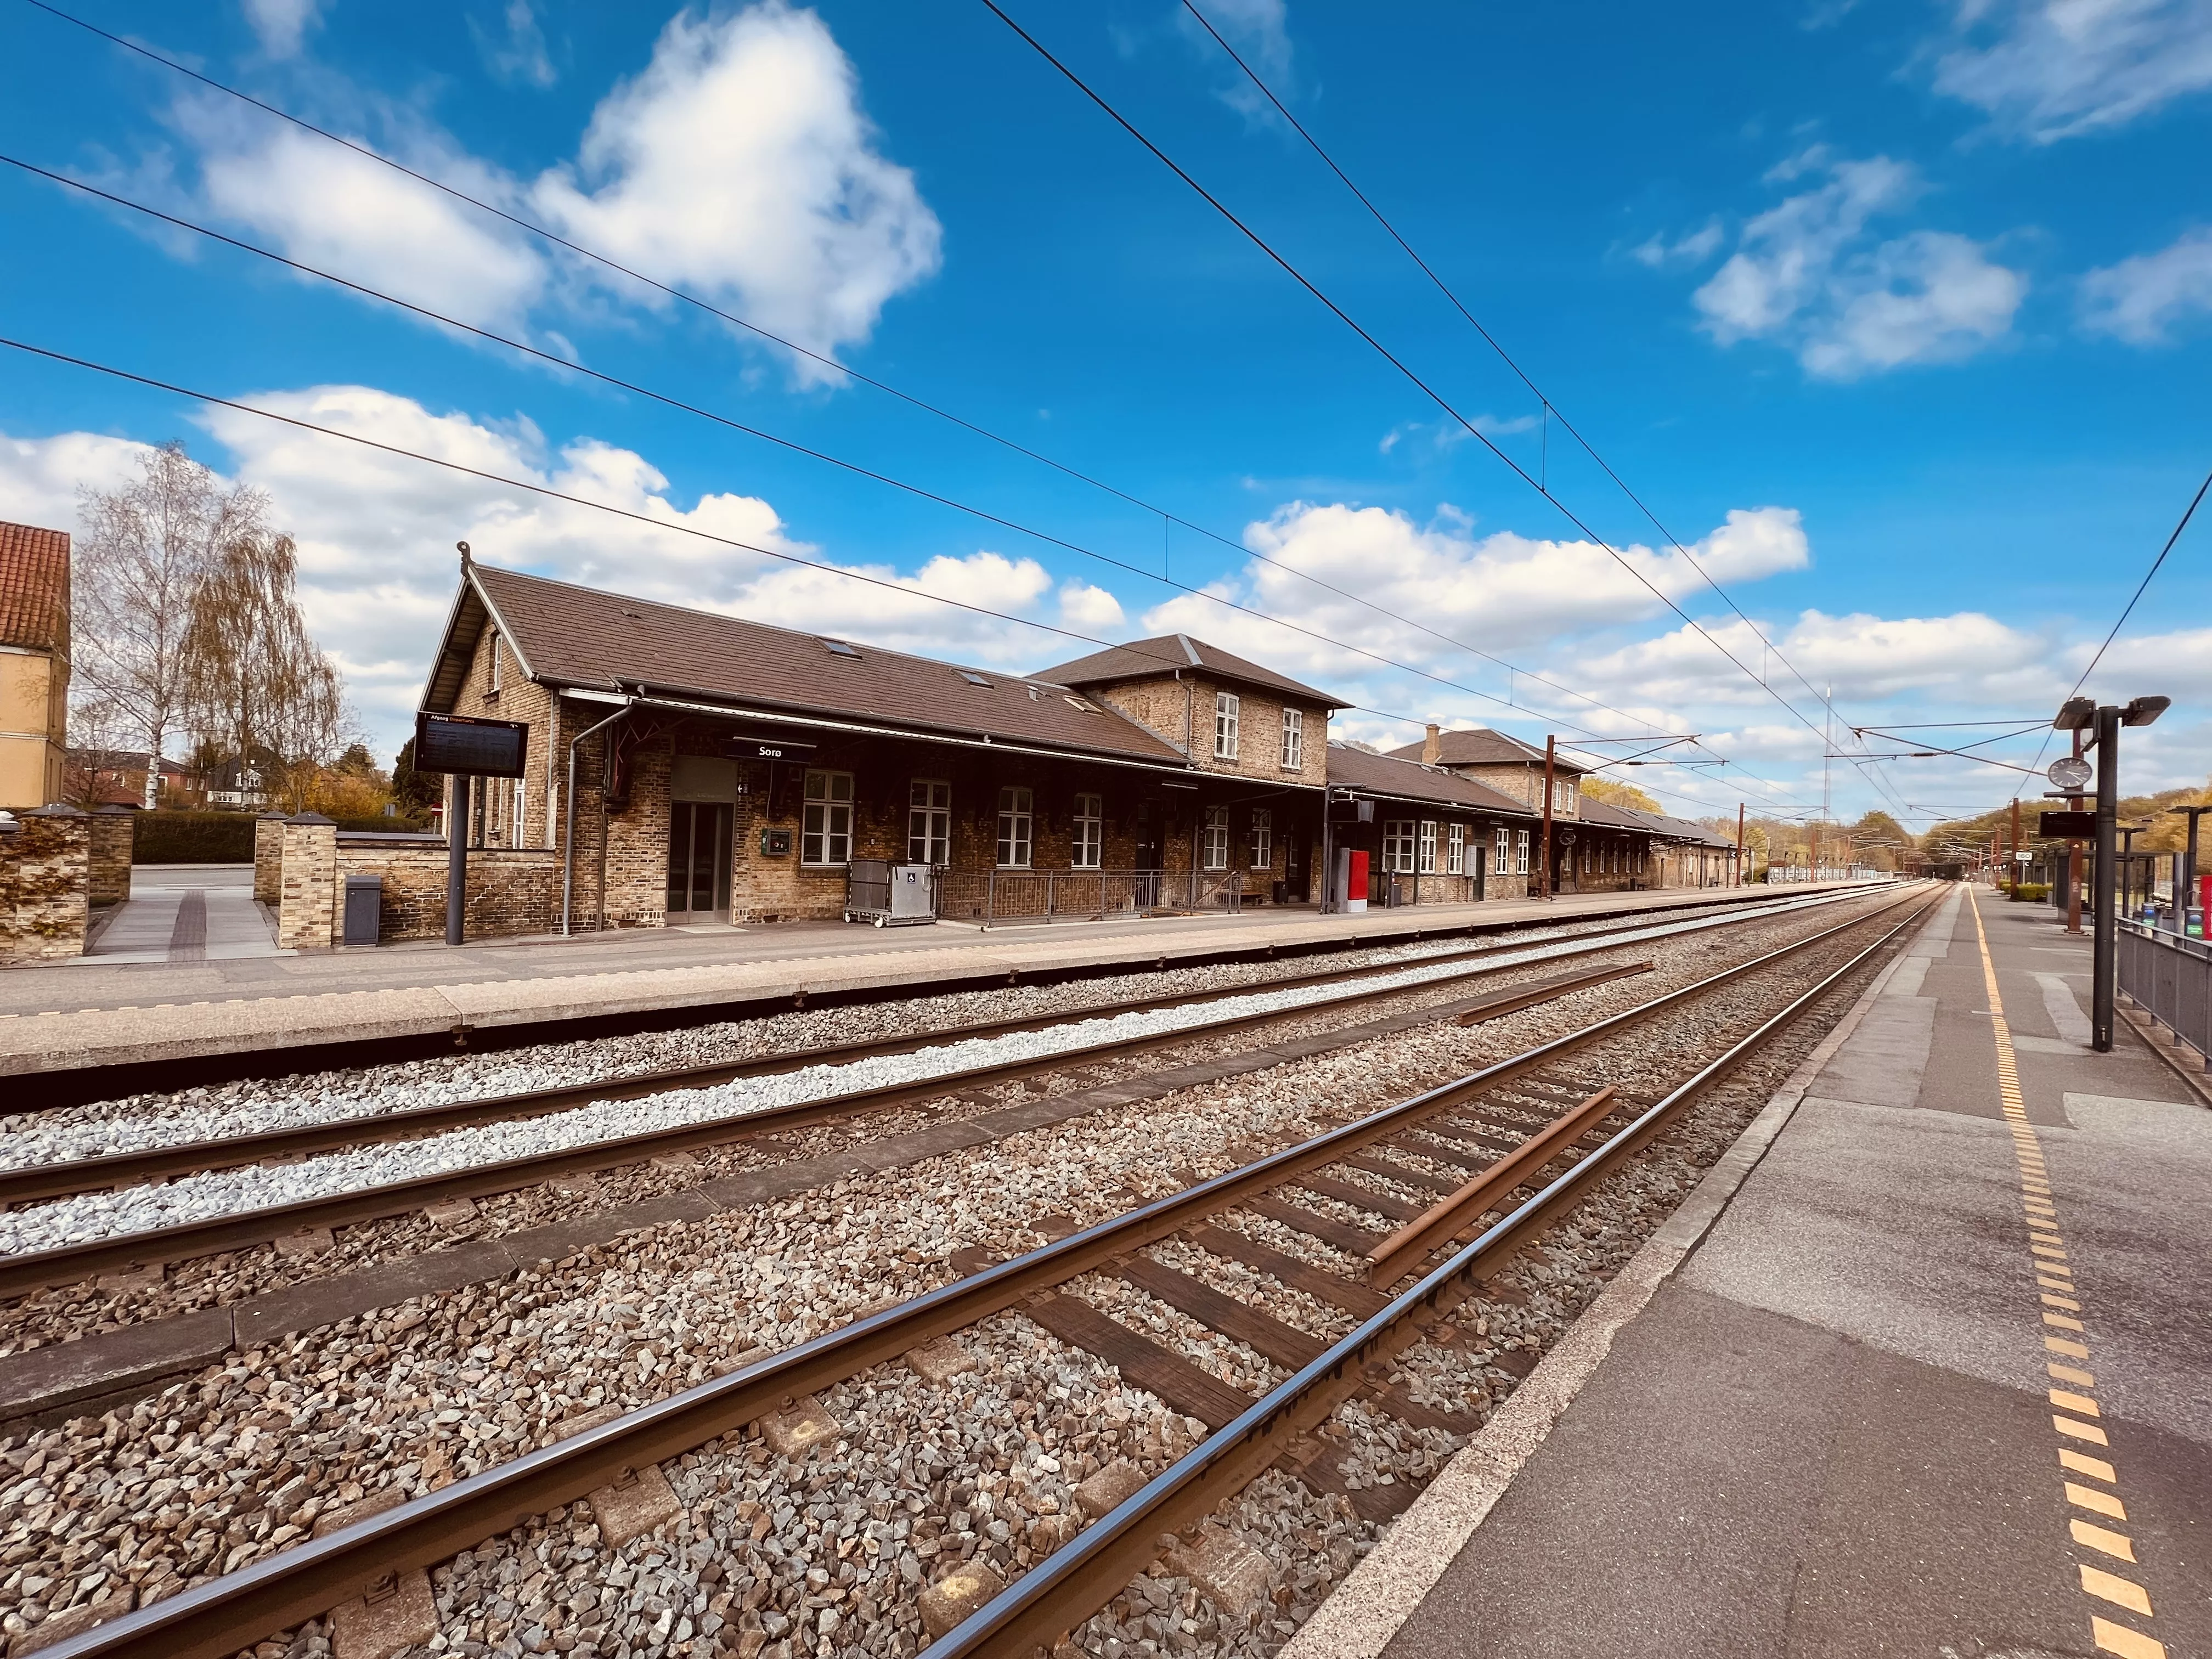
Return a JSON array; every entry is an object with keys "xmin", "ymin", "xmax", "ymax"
[{"xmin": 343, "ymin": 874, "xmax": 382, "ymax": 946}]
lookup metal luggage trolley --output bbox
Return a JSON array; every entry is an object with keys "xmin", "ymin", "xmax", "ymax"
[{"xmin": 844, "ymin": 859, "xmax": 938, "ymax": 926}]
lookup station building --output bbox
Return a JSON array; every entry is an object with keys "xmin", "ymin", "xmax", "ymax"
[{"xmin": 392, "ymin": 558, "xmax": 1734, "ymax": 941}]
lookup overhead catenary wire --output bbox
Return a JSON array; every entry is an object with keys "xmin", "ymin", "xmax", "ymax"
[
  {"xmin": 979, "ymin": 0, "xmax": 1842, "ymax": 760},
  {"xmin": 1179, "ymin": 0, "xmax": 1930, "ymax": 831},
  {"xmin": 2, "ymin": 153, "xmax": 1826, "ymax": 820},
  {"xmin": 15, "ymin": 0, "xmax": 1700, "ymax": 762}
]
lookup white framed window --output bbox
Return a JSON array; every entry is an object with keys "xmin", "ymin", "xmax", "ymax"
[
  {"xmin": 487, "ymin": 630, "xmax": 501, "ymax": 692},
  {"xmin": 1203, "ymin": 805, "xmax": 1231, "ymax": 870},
  {"xmin": 908, "ymin": 778, "xmax": 950, "ymax": 865},
  {"xmin": 1494, "ymin": 826, "xmax": 1511, "ymax": 878},
  {"xmin": 1447, "ymin": 823, "xmax": 1465, "ymax": 876},
  {"xmin": 1279, "ymin": 707, "xmax": 1302, "ymax": 770},
  {"xmin": 1418, "ymin": 820, "xmax": 1438, "ymax": 874},
  {"xmin": 1383, "ymin": 820, "xmax": 1416, "ymax": 874},
  {"xmin": 1553, "ymin": 777, "xmax": 1577, "ymax": 814},
  {"xmin": 1515, "ymin": 828, "xmax": 1531, "ymax": 876},
  {"xmin": 1249, "ymin": 808, "xmax": 1272, "ymax": 870},
  {"xmin": 996, "ymin": 786, "xmax": 1034, "ymax": 868},
  {"xmin": 1214, "ymin": 692, "xmax": 1240, "ymax": 760},
  {"xmin": 1073, "ymin": 792, "xmax": 1103, "ymax": 869},
  {"xmin": 802, "ymin": 770, "xmax": 854, "ymax": 866}
]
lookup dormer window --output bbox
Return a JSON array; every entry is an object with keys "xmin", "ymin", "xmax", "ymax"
[{"xmin": 823, "ymin": 639, "xmax": 862, "ymax": 658}]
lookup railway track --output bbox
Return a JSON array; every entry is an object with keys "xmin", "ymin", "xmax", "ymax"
[
  {"xmin": 26, "ymin": 882, "xmax": 1935, "ymax": 1659},
  {"xmin": 0, "ymin": 886, "xmax": 1884, "ymax": 1299}
]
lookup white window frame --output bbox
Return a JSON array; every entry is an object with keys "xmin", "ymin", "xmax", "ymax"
[
  {"xmin": 996, "ymin": 785, "xmax": 1034, "ymax": 869},
  {"xmin": 1072, "ymin": 792, "xmax": 1103, "ymax": 870},
  {"xmin": 908, "ymin": 778, "xmax": 951, "ymax": 866},
  {"xmin": 1494, "ymin": 826, "xmax": 1511, "ymax": 878},
  {"xmin": 487, "ymin": 630, "xmax": 501, "ymax": 692},
  {"xmin": 1418, "ymin": 820, "xmax": 1438, "ymax": 875},
  {"xmin": 1203, "ymin": 805, "xmax": 1231, "ymax": 871},
  {"xmin": 1214, "ymin": 692, "xmax": 1240, "ymax": 760},
  {"xmin": 1279, "ymin": 707, "xmax": 1302, "ymax": 770},
  {"xmin": 802, "ymin": 769, "xmax": 854, "ymax": 866},
  {"xmin": 1515, "ymin": 828, "xmax": 1531, "ymax": 876},
  {"xmin": 1249, "ymin": 808, "xmax": 1272, "ymax": 871},
  {"xmin": 1446, "ymin": 823, "xmax": 1465, "ymax": 876},
  {"xmin": 1382, "ymin": 820, "xmax": 1416, "ymax": 875}
]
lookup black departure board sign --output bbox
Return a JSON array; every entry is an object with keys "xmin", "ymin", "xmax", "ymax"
[
  {"xmin": 2039, "ymin": 810, "xmax": 2096, "ymax": 839},
  {"xmin": 415, "ymin": 712, "xmax": 529, "ymax": 778}
]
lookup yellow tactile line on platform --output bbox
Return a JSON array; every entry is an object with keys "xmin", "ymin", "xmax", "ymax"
[{"xmin": 1968, "ymin": 889, "xmax": 2163, "ymax": 1659}]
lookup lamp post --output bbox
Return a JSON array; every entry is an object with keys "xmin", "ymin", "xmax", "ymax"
[{"xmin": 2053, "ymin": 693, "xmax": 2170, "ymax": 1053}]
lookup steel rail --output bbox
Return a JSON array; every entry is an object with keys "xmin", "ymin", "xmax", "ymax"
[
  {"xmin": 0, "ymin": 960, "xmax": 1645, "ymax": 1297},
  {"xmin": 926, "ymin": 888, "xmax": 1941, "ymax": 1658},
  {"xmin": 36, "ymin": 885, "xmax": 1927, "ymax": 1659},
  {"xmin": 0, "ymin": 887, "xmax": 1861, "ymax": 1206},
  {"xmin": 0, "ymin": 896, "xmax": 1890, "ymax": 1294}
]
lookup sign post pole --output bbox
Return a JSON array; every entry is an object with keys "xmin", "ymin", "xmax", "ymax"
[{"xmin": 447, "ymin": 772, "xmax": 470, "ymax": 947}]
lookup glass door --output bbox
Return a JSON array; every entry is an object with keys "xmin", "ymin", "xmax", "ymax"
[{"xmin": 666, "ymin": 800, "xmax": 733, "ymax": 922}]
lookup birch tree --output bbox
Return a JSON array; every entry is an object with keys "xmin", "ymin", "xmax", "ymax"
[
  {"xmin": 178, "ymin": 530, "xmax": 346, "ymax": 811},
  {"xmin": 74, "ymin": 443, "xmax": 266, "ymax": 806}
]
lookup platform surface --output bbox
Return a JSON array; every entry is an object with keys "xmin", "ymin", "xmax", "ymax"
[
  {"xmin": 1370, "ymin": 885, "xmax": 2212, "ymax": 1659},
  {"xmin": 0, "ymin": 881, "xmax": 1843, "ymax": 1078}
]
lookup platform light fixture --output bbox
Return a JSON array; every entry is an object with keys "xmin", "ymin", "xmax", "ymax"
[{"xmin": 2052, "ymin": 698, "xmax": 2096, "ymax": 731}]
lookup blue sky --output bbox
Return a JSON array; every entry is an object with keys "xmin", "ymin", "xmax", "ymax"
[{"xmin": 3, "ymin": 0, "xmax": 2209, "ymax": 828}]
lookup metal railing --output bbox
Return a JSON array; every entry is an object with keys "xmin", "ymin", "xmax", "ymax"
[
  {"xmin": 935, "ymin": 867, "xmax": 1247, "ymax": 927},
  {"xmin": 2119, "ymin": 917, "xmax": 2212, "ymax": 1068}
]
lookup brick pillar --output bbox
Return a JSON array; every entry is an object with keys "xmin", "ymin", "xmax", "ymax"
[
  {"xmin": 277, "ymin": 812, "xmax": 338, "ymax": 952},
  {"xmin": 87, "ymin": 805, "xmax": 136, "ymax": 907},
  {"xmin": 253, "ymin": 813, "xmax": 290, "ymax": 905},
  {"xmin": 0, "ymin": 804, "xmax": 91, "ymax": 962}
]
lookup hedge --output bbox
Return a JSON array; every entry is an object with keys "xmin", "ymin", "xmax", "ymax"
[
  {"xmin": 132, "ymin": 811, "xmax": 259, "ymax": 864},
  {"xmin": 2006, "ymin": 882, "xmax": 2052, "ymax": 902}
]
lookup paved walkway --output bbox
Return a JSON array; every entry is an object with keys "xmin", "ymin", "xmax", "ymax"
[
  {"xmin": 2, "ymin": 882, "xmax": 1838, "ymax": 1079},
  {"xmin": 83, "ymin": 865, "xmax": 284, "ymax": 965},
  {"xmin": 1290, "ymin": 886, "xmax": 2211, "ymax": 1659}
]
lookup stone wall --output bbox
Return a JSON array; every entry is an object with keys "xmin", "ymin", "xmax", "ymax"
[
  {"xmin": 275, "ymin": 815, "xmax": 337, "ymax": 951},
  {"xmin": 87, "ymin": 809, "xmax": 133, "ymax": 907},
  {"xmin": 253, "ymin": 815, "xmax": 286, "ymax": 904},
  {"xmin": 0, "ymin": 806, "xmax": 89, "ymax": 962},
  {"xmin": 1087, "ymin": 674, "xmax": 1331, "ymax": 790},
  {"xmin": 334, "ymin": 835, "xmax": 560, "ymax": 943}
]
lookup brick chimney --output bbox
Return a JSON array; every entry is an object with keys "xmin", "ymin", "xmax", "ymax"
[{"xmin": 1422, "ymin": 724, "xmax": 1441, "ymax": 765}]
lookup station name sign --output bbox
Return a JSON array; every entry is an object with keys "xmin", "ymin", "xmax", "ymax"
[
  {"xmin": 720, "ymin": 728, "xmax": 817, "ymax": 764},
  {"xmin": 414, "ymin": 712, "xmax": 529, "ymax": 778}
]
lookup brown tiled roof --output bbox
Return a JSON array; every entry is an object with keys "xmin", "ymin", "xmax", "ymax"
[
  {"xmin": 1035, "ymin": 634, "xmax": 1347, "ymax": 708},
  {"xmin": 432, "ymin": 564, "xmax": 1193, "ymax": 766},
  {"xmin": 1384, "ymin": 727, "xmax": 1591, "ymax": 775},
  {"xmin": 0, "ymin": 522, "xmax": 69, "ymax": 652},
  {"xmin": 1324, "ymin": 742, "xmax": 1535, "ymax": 817}
]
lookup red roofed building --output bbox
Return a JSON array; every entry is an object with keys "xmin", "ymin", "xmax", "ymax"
[{"xmin": 0, "ymin": 521, "xmax": 70, "ymax": 809}]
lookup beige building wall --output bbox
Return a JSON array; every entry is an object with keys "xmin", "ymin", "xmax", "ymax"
[
  {"xmin": 1085, "ymin": 673, "xmax": 1330, "ymax": 788},
  {"xmin": 0, "ymin": 646, "xmax": 65, "ymax": 810}
]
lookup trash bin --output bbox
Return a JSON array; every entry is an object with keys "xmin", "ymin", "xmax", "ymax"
[{"xmin": 343, "ymin": 874, "xmax": 382, "ymax": 946}]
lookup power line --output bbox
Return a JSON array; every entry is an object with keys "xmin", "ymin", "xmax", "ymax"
[
  {"xmin": 2013, "ymin": 458, "xmax": 2212, "ymax": 800},
  {"xmin": 1178, "ymin": 0, "xmax": 1933, "ymax": 832},
  {"xmin": 5, "ymin": 149, "xmax": 1830, "ymax": 818},
  {"xmin": 980, "ymin": 0, "xmax": 1842, "ymax": 762},
  {"xmin": 0, "ymin": 331, "xmax": 1774, "ymax": 821},
  {"xmin": 16, "ymin": 0, "xmax": 1702, "ymax": 759},
  {"xmin": 1177, "ymin": 0, "xmax": 1858, "ymax": 742}
]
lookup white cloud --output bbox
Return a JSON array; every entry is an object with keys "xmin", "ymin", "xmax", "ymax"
[
  {"xmin": 1178, "ymin": 0, "xmax": 1295, "ymax": 123},
  {"xmin": 150, "ymin": 3, "xmax": 939, "ymax": 375},
  {"xmin": 475, "ymin": 0, "xmax": 558, "ymax": 89},
  {"xmin": 1931, "ymin": 0, "xmax": 2212, "ymax": 142},
  {"xmin": 0, "ymin": 387, "xmax": 1076, "ymax": 760},
  {"xmin": 1379, "ymin": 413, "xmax": 1537, "ymax": 456},
  {"xmin": 1692, "ymin": 151, "xmax": 2024, "ymax": 377},
  {"xmin": 1630, "ymin": 218, "xmax": 1723, "ymax": 269},
  {"xmin": 1133, "ymin": 501, "xmax": 1811, "ymax": 697},
  {"xmin": 2081, "ymin": 226, "xmax": 2212, "ymax": 342},
  {"xmin": 243, "ymin": 0, "xmax": 322, "ymax": 58}
]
